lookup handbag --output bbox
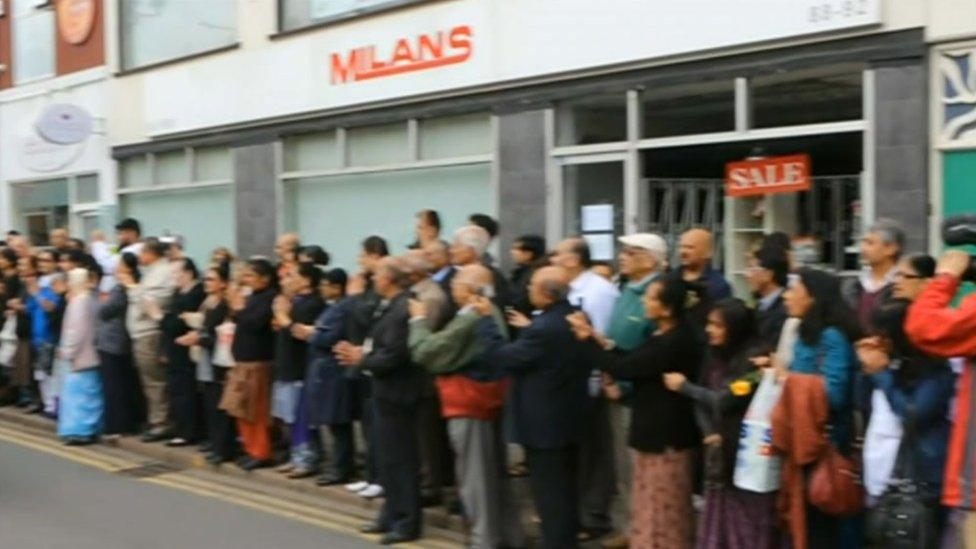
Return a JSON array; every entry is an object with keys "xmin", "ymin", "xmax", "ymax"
[
  {"xmin": 808, "ymin": 441, "xmax": 865, "ymax": 516},
  {"xmin": 865, "ymin": 410, "xmax": 940, "ymax": 548}
]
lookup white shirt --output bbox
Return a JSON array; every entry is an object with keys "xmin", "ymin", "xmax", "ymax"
[
  {"xmin": 864, "ymin": 389, "xmax": 903, "ymax": 499},
  {"xmin": 568, "ymin": 270, "xmax": 619, "ymax": 333},
  {"xmin": 97, "ymin": 241, "xmax": 144, "ymax": 292}
]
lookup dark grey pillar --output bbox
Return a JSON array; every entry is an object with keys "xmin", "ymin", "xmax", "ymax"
[
  {"xmin": 233, "ymin": 141, "xmax": 277, "ymax": 259},
  {"xmin": 497, "ymin": 110, "xmax": 547, "ymax": 273},
  {"xmin": 873, "ymin": 61, "xmax": 928, "ymax": 253}
]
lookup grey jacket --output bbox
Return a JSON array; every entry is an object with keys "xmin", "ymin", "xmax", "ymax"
[
  {"xmin": 97, "ymin": 284, "xmax": 130, "ymax": 356},
  {"xmin": 125, "ymin": 259, "xmax": 175, "ymax": 339}
]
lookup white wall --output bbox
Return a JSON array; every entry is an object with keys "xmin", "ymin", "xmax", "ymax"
[{"xmin": 108, "ymin": 0, "xmax": 933, "ymax": 145}]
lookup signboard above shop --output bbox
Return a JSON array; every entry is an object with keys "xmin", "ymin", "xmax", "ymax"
[
  {"xmin": 35, "ymin": 103, "xmax": 94, "ymax": 145},
  {"xmin": 725, "ymin": 155, "xmax": 812, "ymax": 197}
]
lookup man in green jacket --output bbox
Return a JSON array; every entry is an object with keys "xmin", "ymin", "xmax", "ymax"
[
  {"xmin": 408, "ymin": 264, "xmax": 524, "ymax": 549},
  {"xmin": 599, "ymin": 232, "xmax": 668, "ymax": 549}
]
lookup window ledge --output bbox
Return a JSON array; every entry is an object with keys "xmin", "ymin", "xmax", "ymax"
[
  {"xmin": 115, "ymin": 43, "xmax": 241, "ymax": 77},
  {"xmin": 270, "ymin": 0, "xmax": 434, "ymax": 41}
]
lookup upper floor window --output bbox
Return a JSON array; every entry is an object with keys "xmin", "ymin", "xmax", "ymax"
[
  {"xmin": 12, "ymin": 0, "xmax": 56, "ymax": 84},
  {"xmin": 119, "ymin": 0, "xmax": 237, "ymax": 70},
  {"xmin": 278, "ymin": 0, "xmax": 431, "ymax": 33}
]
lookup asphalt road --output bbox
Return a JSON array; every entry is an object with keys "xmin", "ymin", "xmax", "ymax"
[{"xmin": 0, "ymin": 432, "xmax": 382, "ymax": 549}]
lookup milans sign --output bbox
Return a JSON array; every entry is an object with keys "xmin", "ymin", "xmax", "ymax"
[{"xmin": 330, "ymin": 25, "xmax": 473, "ymax": 85}]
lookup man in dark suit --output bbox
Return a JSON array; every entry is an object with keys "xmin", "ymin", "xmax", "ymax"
[
  {"xmin": 424, "ymin": 240, "xmax": 456, "ymax": 297},
  {"xmin": 336, "ymin": 257, "xmax": 424, "ymax": 545},
  {"xmin": 473, "ymin": 266, "xmax": 591, "ymax": 549},
  {"xmin": 747, "ymin": 245, "xmax": 790, "ymax": 347}
]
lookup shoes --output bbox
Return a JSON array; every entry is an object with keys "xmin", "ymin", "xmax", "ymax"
[
  {"xmin": 345, "ymin": 480, "xmax": 369, "ymax": 492},
  {"xmin": 102, "ymin": 434, "xmax": 122, "ymax": 443},
  {"xmin": 359, "ymin": 522, "xmax": 389, "ymax": 535},
  {"xmin": 63, "ymin": 436, "xmax": 95, "ymax": 446},
  {"xmin": 359, "ymin": 484, "xmax": 384, "ymax": 499},
  {"xmin": 287, "ymin": 467, "xmax": 315, "ymax": 479},
  {"xmin": 165, "ymin": 437, "xmax": 190, "ymax": 447},
  {"xmin": 24, "ymin": 404, "xmax": 43, "ymax": 415},
  {"xmin": 276, "ymin": 462, "xmax": 296, "ymax": 474},
  {"xmin": 141, "ymin": 430, "xmax": 169, "ymax": 443},
  {"xmin": 239, "ymin": 458, "xmax": 271, "ymax": 471},
  {"xmin": 316, "ymin": 474, "xmax": 348, "ymax": 487},
  {"xmin": 379, "ymin": 532, "xmax": 418, "ymax": 545},
  {"xmin": 601, "ymin": 532, "xmax": 629, "ymax": 549},
  {"xmin": 206, "ymin": 453, "xmax": 227, "ymax": 466}
]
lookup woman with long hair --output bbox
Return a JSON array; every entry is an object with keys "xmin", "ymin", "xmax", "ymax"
[
  {"xmin": 663, "ymin": 298, "xmax": 779, "ymax": 548},
  {"xmin": 161, "ymin": 258, "xmax": 206, "ymax": 447},
  {"xmin": 98, "ymin": 253, "xmax": 145, "ymax": 438},
  {"xmin": 569, "ymin": 274, "xmax": 703, "ymax": 549},
  {"xmin": 221, "ymin": 258, "xmax": 278, "ymax": 470}
]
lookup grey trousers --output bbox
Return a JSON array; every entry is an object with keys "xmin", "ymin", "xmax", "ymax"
[
  {"xmin": 578, "ymin": 395, "xmax": 617, "ymax": 532},
  {"xmin": 447, "ymin": 418, "xmax": 525, "ymax": 549},
  {"xmin": 133, "ymin": 333, "xmax": 167, "ymax": 430},
  {"xmin": 608, "ymin": 401, "xmax": 632, "ymax": 531}
]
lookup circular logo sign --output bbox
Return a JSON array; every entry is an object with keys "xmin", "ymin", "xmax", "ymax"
[
  {"xmin": 35, "ymin": 103, "xmax": 94, "ymax": 145},
  {"xmin": 57, "ymin": 0, "xmax": 97, "ymax": 45},
  {"xmin": 20, "ymin": 134, "xmax": 84, "ymax": 173}
]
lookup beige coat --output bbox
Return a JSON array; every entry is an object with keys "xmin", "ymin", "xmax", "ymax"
[{"xmin": 60, "ymin": 292, "xmax": 99, "ymax": 371}]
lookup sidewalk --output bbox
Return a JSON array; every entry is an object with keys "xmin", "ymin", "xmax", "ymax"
[{"xmin": 0, "ymin": 407, "xmax": 468, "ymax": 548}]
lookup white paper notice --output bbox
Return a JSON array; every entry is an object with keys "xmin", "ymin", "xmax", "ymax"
[
  {"xmin": 581, "ymin": 204, "xmax": 614, "ymax": 233},
  {"xmin": 584, "ymin": 233, "xmax": 615, "ymax": 261}
]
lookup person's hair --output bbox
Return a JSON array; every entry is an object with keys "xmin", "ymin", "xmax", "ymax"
[
  {"xmin": 6, "ymin": 230, "xmax": 20, "ymax": 237},
  {"xmin": 871, "ymin": 301, "xmax": 917, "ymax": 361},
  {"xmin": 869, "ymin": 218, "xmax": 906, "ymax": 257},
  {"xmin": 539, "ymin": 277, "xmax": 569, "ymax": 301},
  {"xmin": 378, "ymin": 258, "xmax": 413, "ymax": 289},
  {"xmin": 63, "ymin": 249, "xmax": 86, "ymax": 268},
  {"xmin": 515, "ymin": 235, "xmax": 546, "ymax": 261},
  {"xmin": 120, "ymin": 252, "xmax": 141, "ymax": 283},
  {"xmin": 69, "ymin": 238, "xmax": 86, "ymax": 251},
  {"xmin": 401, "ymin": 252, "xmax": 432, "ymax": 276},
  {"xmin": 179, "ymin": 257, "xmax": 199, "ymax": 280},
  {"xmin": 361, "ymin": 236, "xmax": 389, "ymax": 257},
  {"xmin": 0, "ymin": 247, "xmax": 18, "ymax": 266},
  {"xmin": 569, "ymin": 238, "xmax": 593, "ymax": 269},
  {"xmin": 142, "ymin": 237, "xmax": 166, "ymax": 258},
  {"xmin": 38, "ymin": 248, "xmax": 60, "ymax": 262},
  {"xmin": 796, "ymin": 268, "xmax": 861, "ymax": 345},
  {"xmin": 88, "ymin": 261, "xmax": 104, "ymax": 284},
  {"xmin": 247, "ymin": 257, "xmax": 279, "ymax": 289},
  {"xmin": 904, "ymin": 253, "xmax": 936, "ymax": 279},
  {"xmin": 296, "ymin": 262, "xmax": 323, "ymax": 289},
  {"xmin": 755, "ymin": 245, "xmax": 789, "ymax": 287},
  {"xmin": 210, "ymin": 262, "xmax": 231, "ymax": 283},
  {"xmin": 299, "ymin": 245, "xmax": 330, "ymax": 267},
  {"xmin": 454, "ymin": 226, "xmax": 491, "ymax": 256},
  {"xmin": 655, "ymin": 274, "xmax": 705, "ymax": 323},
  {"xmin": 418, "ymin": 209, "xmax": 441, "ymax": 231},
  {"xmin": 323, "ymin": 268, "xmax": 348, "ymax": 289},
  {"xmin": 212, "ymin": 247, "xmax": 235, "ymax": 264},
  {"xmin": 469, "ymin": 213, "xmax": 498, "ymax": 238},
  {"xmin": 761, "ymin": 232, "xmax": 792, "ymax": 255},
  {"xmin": 710, "ymin": 298, "xmax": 756, "ymax": 359}
]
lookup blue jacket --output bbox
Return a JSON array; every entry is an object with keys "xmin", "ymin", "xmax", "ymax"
[
  {"xmin": 791, "ymin": 327, "xmax": 857, "ymax": 449},
  {"xmin": 27, "ymin": 287, "xmax": 62, "ymax": 348},
  {"xmin": 476, "ymin": 300, "xmax": 590, "ymax": 449},
  {"xmin": 306, "ymin": 298, "xmax": 360, "ymax": 426}
]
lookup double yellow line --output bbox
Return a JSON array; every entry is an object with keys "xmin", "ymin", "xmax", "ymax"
[{"xmin": 0, "ymin": 423, "xmax": 460, "ymax": 549}]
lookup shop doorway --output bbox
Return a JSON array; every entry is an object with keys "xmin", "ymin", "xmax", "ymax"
[{"xmin": 558, "ymin": 154, "xmax": 629, "ymax": 262}]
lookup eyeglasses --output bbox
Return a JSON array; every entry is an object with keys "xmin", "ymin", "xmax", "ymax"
[
  {"xmin": 204, "ymin": 277, "xmax": 219, "ymax": 282},
  {"xmin": 894, "ymin": 272, "xmax": 923, "ymax": 280}
]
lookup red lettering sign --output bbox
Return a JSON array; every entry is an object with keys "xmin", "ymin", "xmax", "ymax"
[
  {"xmin": 331, "ymin": 25, "xmax": 473, "ymax": 85},
  {"xmin": 725, "ymin": 154, "xmax": 812, "ymax": 197}
]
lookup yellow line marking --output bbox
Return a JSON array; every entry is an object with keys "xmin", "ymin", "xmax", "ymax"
[
  {"xmin": 0, "ymin": 430, "xmax": 123, "ymax": 472},
  {"xmin": 0, "ymin": 425, "xmax": 137, "ymax": 470}
]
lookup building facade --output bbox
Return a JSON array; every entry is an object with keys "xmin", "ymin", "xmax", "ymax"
[{"xmin": 7, "ymin": 0, "xmax": 975, "ymax": 280}]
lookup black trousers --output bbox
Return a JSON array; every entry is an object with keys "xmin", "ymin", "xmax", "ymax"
[
  {"xmin": 99, "ymin": 351, "xmax": 146, "ymax": 435},
  {"xmin": 577, "ymin": 395, "xmax": 617, "ymax": 531},
  {"xmin": 327, "ymin": 423, "xmax": 355, "ymax": 480},
  {"xmin": 418, "ymin": 393, "xmax": 454, "ymax": 495},
  {"xmin": 204, "ymin": 368, "xmax": 237, "ymax": 459},
  {"xmin": 166, "ymin": 354, "xmax": 200, "ymax": 441},
  {"xmin": 360, "ymin": 394, "xmax": 378, "ymax": 483},
  {"xmin": 375, "ymin": 402, "xmax": 422, "ymax": 537},
  {"xmin": 526, "ymin": 445, "xmax": 581, "ymax": 549}
]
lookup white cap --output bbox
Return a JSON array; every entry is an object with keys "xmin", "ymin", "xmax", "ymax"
[{"xmin": 618, "ymin": 233, "xmax": 668, "ymax": 262}]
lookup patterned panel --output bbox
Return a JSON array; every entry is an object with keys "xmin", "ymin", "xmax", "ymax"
[{"xmin": 941, "ymin": 49, "xmax": 976, "ymax": 143}]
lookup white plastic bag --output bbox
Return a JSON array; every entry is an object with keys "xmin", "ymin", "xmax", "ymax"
[
  {"xmin": 733, "ymin": 368, "xmax": 785, "ymax": 493},
  {"xmin": 0, "ymin": 315, "xmax": 17, "ymax": 367}
]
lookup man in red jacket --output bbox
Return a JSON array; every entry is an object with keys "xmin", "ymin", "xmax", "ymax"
[
  {"xmin": 907, "ymin": 249, "xmax": 976, "ymax": 546},
  {"xmin": 408, "ymin": 265, "xmax": 525, "ymax": 549}
]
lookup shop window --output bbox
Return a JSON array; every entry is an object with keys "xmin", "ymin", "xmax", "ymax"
[
  {"xmin": 120, "ymin": 0, "xmax": 237, "ymax": 70},
  {"xmin": 282, "ymin": 132, "xmax": 340, "ymax": 172},
  {"xmin": 154, "ymin": 150, "xmax": 189, "ymax": 185},
  {"xmin": 12, "ymin": 0, "xmax": 56, "ymax": 84},
  {"xmin": 751, "ymin": 67, "xmax": 863, "ymax": 128},
  {"xmin": 279, "ymin": 0, "xmax": 432, "ymax": 32},
  {"xmin": 347, "ymin": 123, "xmax": 409, "ymax": 167},
  {"xmin": 562, "ymin": 162, "xmax": 625, "ymax": 242},
  {"xmin": 642, "ymin": 80, "xmax": 735, "ymax": 138},
  {"xmin": 14, "ymin": 179, "xmax": 69, "ymax": 246},
  {"xmin": 75, "ymin": 174, "xmax": 100, "ymax": 203},
  {"xmin": 284, "ymin": 163, "xmax": 491, "ymax": 269},
  {"xmin": 419, "ymin": 113, "xmax": 491, "ymax": 160},
  {"xmin": 121, "ymin": 156, "xmax": 151, "ymax": 188},
  {"xmin": 194, "ymin": 146, "xmax": 233, "ymax": 181},
  {"xmin": 557, "ymin": 94, "xmax": 628, "ymax": 146}
]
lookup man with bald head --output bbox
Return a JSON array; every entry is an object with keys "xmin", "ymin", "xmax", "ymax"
[
  {"xmin": 408, "ymin": 264, "xmax": 525, "ymax": 549},
  {"xmin": 474, "ymin": 265, "xmax": 591, "ymax": 549},
  {"xmin": 679, "ymin": 228, "xmax": 731, "ymax": 302},
  {"xmin": 424, "ymin": 239, "xmax": 456, "ymax": 296},
  {"xmin": 275, "ymin": 232, "xmax": 301, "ymax": 277}
]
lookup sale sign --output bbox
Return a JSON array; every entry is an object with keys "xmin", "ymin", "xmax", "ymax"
[{"xmin": 725, "ymin": 154, "xmax": 811, "ymax": 197}]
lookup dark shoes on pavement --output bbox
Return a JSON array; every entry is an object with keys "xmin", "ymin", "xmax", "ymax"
[
  {"xmin": 359, "ymin": 523, "xmax": 388, "ymax": 535},
  {"xmin": 379, "ymin": 532, "xmax": 418, "ymax": 545},
  {"xmin": 238, "ymin": 457, "xmax": 271, "ymax": 471},
  {"xmin": 315, "ymin": 474, "xmax": 349, "ymax": 487},
  {"xmin": 63, "ymin": 436, "xmax": 96, "ymax": 446},
  {"xmin": 140, "ymin": 429, "xmax": 170, "ymax": 443}
]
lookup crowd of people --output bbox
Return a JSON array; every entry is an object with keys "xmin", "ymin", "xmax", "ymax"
[{"xmin": 3, "ymin": 209, "xmax": 976, "ymax": 549}]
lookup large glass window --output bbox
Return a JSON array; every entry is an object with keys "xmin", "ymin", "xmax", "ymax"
[
  {"xmin": 419, "ymin": 114, "xmax": 491, "ymax": 160},
  {"xmin": 120, "ymin": 147, "xmax": 233, "ymax": 188},
  {"xmin": 12, "ymin": 0, "xmax": 56, "ymax": 84},
  {"xmin": 556, "ymin": 94, "xmax": 628, "ymax": 146},
  {"xmin": 347, "ymin": 123, "xmax": 409, "ymax": 167},
  {"xmin": 279, "ymin": 0, "xmax": 431, "ymax": 32},
  {"xmin": 642, "ymin": 80, "xmax": 735, "ymax": 138},
  {"xmin": 751, "ymin": 66, "xmax": 863, "ymax": 128},
  {"xmin": 120, "ymin": 0, "xmax": 237, "ymax": 70},
  {"xmin": 282, "ymin": 132, "xmax": 340, "ymax": 172}
]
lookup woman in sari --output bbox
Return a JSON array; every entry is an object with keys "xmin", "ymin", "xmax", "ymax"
[{"xmin": 58, "ymin": 268, "xmax": 103, "ymax": 445}]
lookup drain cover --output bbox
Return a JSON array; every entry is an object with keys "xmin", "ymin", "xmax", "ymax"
[{"xmin": 115, "ymin": 462, "xmax": 181, "ymax": 479}]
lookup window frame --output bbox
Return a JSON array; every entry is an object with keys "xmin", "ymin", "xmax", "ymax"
[
  {"xmin": 12, "ymin": 1, "xmax": 57, "ymax": 85},
  {"xmin": 274, "ymin": 0, "xmax": 433, "ymax": 37}
]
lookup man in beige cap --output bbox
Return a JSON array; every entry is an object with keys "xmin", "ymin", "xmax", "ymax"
[{"xmin": 599, "ymin": 232, "xmax": 668, "ymax": 549}]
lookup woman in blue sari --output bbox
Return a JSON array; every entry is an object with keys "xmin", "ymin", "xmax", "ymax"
[{"xmin": 58, "ymin": 267, "xmax": 103, "ymax": 445}]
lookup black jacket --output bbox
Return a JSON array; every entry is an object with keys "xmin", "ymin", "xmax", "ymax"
[
  {"xmin": 161, "ymin": 284, "xmax": 206, "ymax": 365},
  {"xmin": 198, "ymin": 299, "xmax": 229, "ymax": 353},
  {"xmin": 477, "ymin": 300, "xmax": 590, "ymax": 449},
  {"xmin": 592, "ymin": 321, "xmax": 703, "ymax": 453},
  {"xmin": 232, "ymin": 287, "xmax": 276, "ymax": 362},
  {"xmin": 509, "ymin": 263, "xmax": 537, "ymax": 315},
  {"xmin": 756, "ymin": 291, "xmax": 789, "ymax": 348},
  {"xmin": 274, "ymin": 293, "xmax": 325, "ymax": 382},
  {"xmin": 361, "ymin": 291, "xmax": 425, "ymax": 411}
]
